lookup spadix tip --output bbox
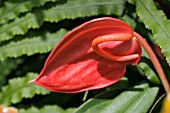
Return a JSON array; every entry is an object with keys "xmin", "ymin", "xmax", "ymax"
[{"xmin": 28, "ymin": 79, "xmax": 35, "ymax": 84}]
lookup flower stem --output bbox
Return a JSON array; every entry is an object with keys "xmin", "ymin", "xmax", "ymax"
[{"xmin": 133, "ymin": 32, "xmax": 169, "ymax": 93}]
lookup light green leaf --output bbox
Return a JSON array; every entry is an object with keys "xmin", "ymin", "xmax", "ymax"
[
  {"xmin": 0, "ymin": 0, "xmax": 57, "ymax": 25},
  {"xmin": 74, "ymin": 81, "xmax": 159, "ymax": 113},
  {"xmin": 0, "ymin": 29, "xmax": 67, "ymax": 61},
  {"xmin": 130, "ymin": 0, "xmax": 170, "ymax": 66},
  {"xmin": 0, "ymin": 0, "xmax": 125, "ymax": 42},
  {"xmin": 19, "ymin": 105, "xmax": 76, "ymax": 113},
  {"xmin": 0, "ymin": 72, "xmax": 50, "ymax": 105}
]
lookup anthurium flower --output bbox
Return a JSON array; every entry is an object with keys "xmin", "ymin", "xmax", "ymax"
[{"xmin": 30, "ymin": 17, "xmax": 169, "ymax": 93}]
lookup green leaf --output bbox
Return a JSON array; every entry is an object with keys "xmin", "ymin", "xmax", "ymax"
[
  {"xmin": 129, "ymin": 0, "xmax": 170, "ymax": 66},
  {"xmin": 0, "ymin": 58, "xmax": 23, "ymax": 86},
  {"xmin": 0, "ymin": 0, "xmax": 125, "ymax": 42},
  {"xmin": 65, "ymin": 108, "xmax": 76, "ymax": 113},
  {"xmin": 19, "ymin": 105, "xmax": 76, "ymax": 113},
  {"xmin": 74, "ymin": 81, "xmax": 159, "ymax": 113},
  {"xmin": 0, "ymin": 72, "xmax": 50, "ymax": 105},
  {"xmin": 120, "ymin": 15, "xmax": 137, "ymax": 29},
  {"xmin": 0, "ymin": 29, "xmax": 67, "ymax": 61},
  {"xmin": 106, "ymin": 76, "xmax": 129, "ymax": 91},
  {"xmin": 0, "ymin": 12, "xmax": 44, "ymax": 42},
  {"xmin": 0, "ymin": 0, "xmax": 57, "ymax": 25},
  {"xmin": 44, "ymin": 0, "xmax": 125, "ymax": 22},
  {"xmin": 137, "ymin": 57, "xmax": 161, "ymax": 85},
  {"xmin": 149, "ymin": 94, "xmax": 166, "ymax": 113}
]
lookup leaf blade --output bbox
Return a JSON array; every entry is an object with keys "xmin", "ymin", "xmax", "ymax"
[
  {"xmin": 19, "ymin": 105, "xmax": 76, "ymax": 113},
  {"xmin": 74, "ymin": 81, "xmax": 159, "ymax": 113},
  {"xmin": 0, "ymin": 29, "xmax": 67, "ymax": 61},
  {"xmin": 130, "ymin": 0, "xmax": 170, "ymax": 66},
  {"xmin": 0, "ymin": 72, "xmax": 50, "ymax": 105},
  {"xmin": 0, "ymin": 0, "xmax": 125, "ymax": 42},
  {"xmin": 0, "ymin": 0, "xmax": 57, "ymax": 25}
]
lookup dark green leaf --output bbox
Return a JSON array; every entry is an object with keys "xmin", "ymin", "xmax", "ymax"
[
  {"xmin": 149, "ymin": 94, "xmax": 166, "ymax": 113},
  {"xmin": 0, "ymin": 58, "xmax": 23, "ymax": 86},
  {"xmin": 137, "ymin": 57, "xmax": 161, "ymax": 85}
]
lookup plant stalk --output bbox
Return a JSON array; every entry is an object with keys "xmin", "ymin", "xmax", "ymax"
[{"xmin": 133, "ymin": 32, "xmax": 169, "ymax": 93}]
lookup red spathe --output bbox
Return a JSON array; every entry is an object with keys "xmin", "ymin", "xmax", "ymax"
[{"xmin": 33, "ymin": 17, "xmax": 142, "ymax": 93}]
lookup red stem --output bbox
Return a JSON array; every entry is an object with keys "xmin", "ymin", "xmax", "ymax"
[{"xmin": 133, "ymin": 32, "xmax": 169, "ymax": 93}]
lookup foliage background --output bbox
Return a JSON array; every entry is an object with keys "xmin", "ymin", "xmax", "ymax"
[{"xmin": 0, "ymin": 0, "xmax": 170, "ymax": 112}]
